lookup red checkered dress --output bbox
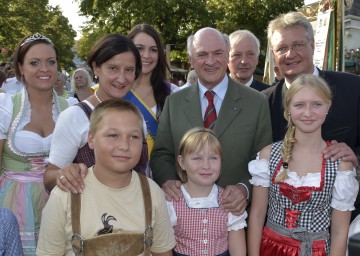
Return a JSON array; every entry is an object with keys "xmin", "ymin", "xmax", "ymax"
[{"xmin": 172, "ymin": 186, "xmax": 228, "ymax": 255}]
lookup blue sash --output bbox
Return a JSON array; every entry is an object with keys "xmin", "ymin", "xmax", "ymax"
[{"xmin": 124, "ymin": 89, "xmax": 158, "ymax": 139}]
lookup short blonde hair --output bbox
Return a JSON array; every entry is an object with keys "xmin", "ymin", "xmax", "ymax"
[
  {"xmin": 89, "ymin": 99, "xmax": 144, "ymax": 138},
  {"xmin": 267, "ymin": 12, "xmax": 314, "ymax": 47},
  {"xmin": 177, "ymin": 127, "xmax": 222, "ymax": 182}
]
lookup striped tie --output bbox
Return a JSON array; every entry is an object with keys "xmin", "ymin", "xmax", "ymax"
[{"xmin": 203, "ymin": 90, "xmax": 217, "ymax": 129}]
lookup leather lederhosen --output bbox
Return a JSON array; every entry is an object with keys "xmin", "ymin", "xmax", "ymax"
[{"xmin": 70, "ymin": 173, "xmax": 153, "ymax": 256}]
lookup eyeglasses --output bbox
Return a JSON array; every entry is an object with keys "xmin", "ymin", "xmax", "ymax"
[{"xmin": 273, "ymin": 42, "xmax": 307, "ymax": 56}]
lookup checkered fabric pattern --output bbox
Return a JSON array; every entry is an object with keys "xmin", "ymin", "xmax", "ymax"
[
  {"xmin": 73, "ymin": 102, "xmax": 96, "ymax": 167},
  {"xmin": 74, "ymin": 143, "xmax": 95, "ymax": 167},
  {"xmin": 267, "ymin": 141, "xmax": 338, "ymax": 253},
  {"xmin": 0, "ymin": 208, "xmax": 23, "ymax": 255},
  {"xmin": 173, "ymin": 187, "xmax": 228, "ymax": 255}
]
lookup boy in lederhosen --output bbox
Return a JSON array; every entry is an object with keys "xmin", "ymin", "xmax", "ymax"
[{"xmin": 37, "ymin": 99, "xmax": 175, "ymax": 256}]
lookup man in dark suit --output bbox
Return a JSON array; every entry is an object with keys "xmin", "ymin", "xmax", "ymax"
[
  {"xmin": 228, "ymin": 30, "xmax": 270, "ymax": 91},
  {"xmin": 263, "ymin": 11, "xmax": 360, "ymax": 217},
  {"xmin": 151, "ymin": 27, "xmax": 272, "ymax": 215}
]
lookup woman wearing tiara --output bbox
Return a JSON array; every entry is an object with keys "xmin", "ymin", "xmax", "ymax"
[{"xmin": 0, "ymin": 33, "xmax": 68, "ymax": 255}]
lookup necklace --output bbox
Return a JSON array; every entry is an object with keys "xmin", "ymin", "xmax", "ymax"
[{"xmin": 94, "ymin": 90, "xmax": 102, "ymax": 103}]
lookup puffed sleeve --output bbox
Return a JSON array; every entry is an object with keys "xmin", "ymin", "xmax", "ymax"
[
  {"xmin": 228, "ymin": 210, "xmax": 247, "ymax": 231},
  {"xmin": 166, "ymin": 200, "xmax": 177, "ymax": 227},
  {"xmin": 0, "ymin": 93, "xmax": 13, "ymax": 140},
  {"xmin": 248, "ymin": 153, "xmax": 270, "ymax": 187},
  {"xmin": 331, "ymin": 168, "xmax": 359, "ymax": 211}
]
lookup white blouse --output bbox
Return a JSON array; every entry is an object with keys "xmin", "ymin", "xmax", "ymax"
[
  {"xmin": 248, "ymin": 155, "xmax": 359, "ymax": 211},
  {"xmin": 0, "ymin": 92, "xmax": 55, "ymax": 153},
  {"xmin": 166, "ymin": 184, "xmax": 247, "ymax": 231},
  {"xmin": 48, "ymin": 100, "xmax": 93, "ymax": 168}
]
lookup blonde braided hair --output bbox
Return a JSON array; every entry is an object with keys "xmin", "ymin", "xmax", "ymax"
[
  {"xmin": 275, "ymin": 74, "xmax": 332, "ymax": 182},
  {"xmin": 276, "ymin": 113, "xmax": 296, "ymax": 182}
]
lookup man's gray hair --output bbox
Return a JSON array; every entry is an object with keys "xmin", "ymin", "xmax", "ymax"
[
  {"xmin": 186, "ymin": 69, "xmax": 198, "ymax": 82},
  {"xmin": 229, "ymin": 30, "xmax": 260, "ymax": 56},
  {"xmin": 267, "ymin": 11, "xmax": 314, "ymax": 47}
]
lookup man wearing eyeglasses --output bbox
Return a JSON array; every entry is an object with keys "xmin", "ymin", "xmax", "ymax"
[
  {"xmin": 228, "ymin": 30, "xmax": 269, "ymax": 91},
  {"xmin": 263, "ymin": 11, "xmax": 360, "ymax": 217}
]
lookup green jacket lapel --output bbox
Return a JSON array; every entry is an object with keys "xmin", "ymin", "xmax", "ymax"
[
  {"xmin": 183, "ymin": 85, "xmax": 203, "ymax": 128},
  {"xmin": 215, "ymin": 79, "xmax": 243, "ymax": 137}
]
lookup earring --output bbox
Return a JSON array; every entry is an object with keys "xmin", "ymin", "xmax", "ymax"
[
  {"xmin": 288, "ymin": 112, "xmax": 291, "ymax": 116},
  {"xmin": 326, "ymin": 112, "xmax": 328, "ymax": 115}
]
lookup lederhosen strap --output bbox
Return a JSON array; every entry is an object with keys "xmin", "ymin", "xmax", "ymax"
[
  {"xmin": 71, "ymin": 172, "xmax": 153, "ymax": 255},
  {"xmin": 139, "ymin": 173, "xmax": 153, "ymax": 255},
  {"xmin": 71, "ymin": 191, "xmax": 83, "ymax": 255}
]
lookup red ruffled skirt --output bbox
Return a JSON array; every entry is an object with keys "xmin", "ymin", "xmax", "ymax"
[{"xmin": 260, "ymin": 226, "xmax": 326, "ymax": 256}]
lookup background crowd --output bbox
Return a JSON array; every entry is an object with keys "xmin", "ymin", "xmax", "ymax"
[{"xmin": 0, "ymin": 9, "xmax": 360, "ymax": 256}]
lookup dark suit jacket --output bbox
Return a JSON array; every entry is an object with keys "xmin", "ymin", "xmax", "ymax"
[
  {"xmin": 250, "ymin": 79, "xmax": 270, "ymax": 92},
  {"xmin": 263, "ymin": 70, "xmax": 360, "ymax": 156},
  {"xmin": 151, "ymin": 77, "xmax": 273, "ymax": 192}
]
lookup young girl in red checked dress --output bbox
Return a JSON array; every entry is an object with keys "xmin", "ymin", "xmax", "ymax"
[
  {"xmin": 167, "ymin": 127, "xmax": 247, "ymax": 256},
  {"xmin": 248, "ymin": 74, "xmax": 359, "ymax": 256}
]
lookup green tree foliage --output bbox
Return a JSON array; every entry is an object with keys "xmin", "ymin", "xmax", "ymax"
[
  {"xmin": 208, "ymin": 0, "xmax": 304, "ymax": 66},
  {"xmin": 0, "ymin": 0, "xmax": 76, "ymax": 70},
  {"xmin": 76, "ymin": 0, "xmax": 304, "ymax": 67},
  {"xmin": 75, "ymin": 0, "xmax": 212, "ymax": 60}
]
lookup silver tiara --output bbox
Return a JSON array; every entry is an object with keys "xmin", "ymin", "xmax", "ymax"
[{"xmin": 20, "ymin": 33, "xmax": 53, "ymax": 47}]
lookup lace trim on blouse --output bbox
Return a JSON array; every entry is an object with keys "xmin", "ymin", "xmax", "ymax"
[
  {"xmin": 249, "ymin": 157, "xmax": 358, "ymax": 211},
  {"xmin": 7, "ymin": 89, "xmax": 61, "ymax": 158}
]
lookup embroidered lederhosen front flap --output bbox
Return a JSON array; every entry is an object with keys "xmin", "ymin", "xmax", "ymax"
[{"xmin": 70, "ymin": 173, "xmax": 153, "ymax": 256}]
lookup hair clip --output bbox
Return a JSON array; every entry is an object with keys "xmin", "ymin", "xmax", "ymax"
[{"xmin": 20, "ymin": 33, "xmax": 53, "ymax": 47}]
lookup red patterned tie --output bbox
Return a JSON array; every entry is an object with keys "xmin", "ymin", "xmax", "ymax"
[{"xmin": 203, "ymin": 90, "xmax": 217, "ymax": 129}]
